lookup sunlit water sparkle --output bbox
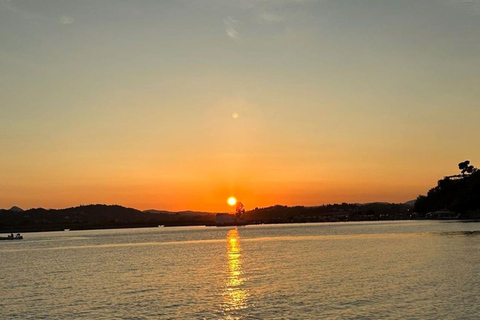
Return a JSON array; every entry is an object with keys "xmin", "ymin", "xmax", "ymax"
[{"xmin": 1, "ymin": 221, "xmax": 480, "ymax": 319}]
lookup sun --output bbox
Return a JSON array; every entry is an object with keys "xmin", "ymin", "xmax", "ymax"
[{"xmin": 227, "ymin": 197, "xmax": 237, "ymax": 206}]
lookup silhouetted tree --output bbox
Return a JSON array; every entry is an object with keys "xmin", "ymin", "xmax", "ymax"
[
  {"xmin": 415, "ymin": 160, "xmax": 480, "ymax": 217},
  {"xmin": 458, "ymin": 160, "xmax": 477, "ymax": 176},
  {"xmin": 235, "ymin": 202, "xmax": 245, "ymax": 219}
]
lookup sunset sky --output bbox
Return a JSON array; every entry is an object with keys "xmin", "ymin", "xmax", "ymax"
[{"xmin": 1, "ymin": 0, "xmax": 479, "ymax": 212}]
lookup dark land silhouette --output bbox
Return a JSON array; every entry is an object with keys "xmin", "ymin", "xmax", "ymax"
[
  {"xmin": 0, "ymin": 205, "xmax": 214, "ymax": 233},
  {"xmin": 1, "ymin": 160, "xmax": 479, "ymax": 233},
  {"xmin": 0, "ymin": 202, "xmax": 415, "ymax": 233},
  {"xmin": 414, "ymin": 160, "xmax": 480, "ymax": 218}
]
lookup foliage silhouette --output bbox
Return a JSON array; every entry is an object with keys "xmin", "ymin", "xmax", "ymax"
[{"xmin": 414, "ymin": 160, "xmax": 480, "ymax": 217}]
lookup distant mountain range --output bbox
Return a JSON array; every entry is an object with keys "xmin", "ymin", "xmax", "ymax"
[
  {"xmin": 0, "ymin": 204, "xmax": 220, "ymax": 233},
  {"xmin": 143, "ymin": 209, "xmax": 215, "ymax": 216},
  {"xmin": 0, "ymin": 201, "xmax": 418, "ymax": 233}
]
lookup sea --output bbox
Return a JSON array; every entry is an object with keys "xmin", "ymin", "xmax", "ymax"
[{"xmin": 1, "ymin": 220, "xmax": 480, "ymax": 320}]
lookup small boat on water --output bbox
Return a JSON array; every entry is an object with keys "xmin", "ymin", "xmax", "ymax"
[
  {"xmin": 0, "ymin": 233, "xmax": 23, "ymax": 241},
  {"xmin": 426, "ymin": 209, "xmax": 460, "ymax": 219}
]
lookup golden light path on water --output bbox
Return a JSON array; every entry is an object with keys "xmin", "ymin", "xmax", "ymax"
[{"xmin": 222, "ymin": 229, "xmax": 249, "ymax": 319}]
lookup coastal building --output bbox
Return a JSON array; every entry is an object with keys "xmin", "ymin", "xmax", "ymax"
[
  {"xmin": 216, "ymin": 213, "xmax": 239, "ymax": 226},
  {"xmin": 216, "ymin": 202, "xmax": 246, "ymax": 226},
  {"xmin": 426, "ymin": 210, "xmax": 460, "ymax": 219}
]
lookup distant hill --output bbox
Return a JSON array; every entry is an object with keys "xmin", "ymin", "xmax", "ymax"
[
  {"xmin": 0, "ymin": 201, "xmax": 416, "ymax": 233},
  {"xmin": 0, "ymin": 204, "xmax": 216, "ymax": 232},
  {"xmin": 245, "ymin": 202, "xmax": 413, "ymax": 224},
  {"xmin": 9, "ymin": 206, "xmax": 24, "ymax": 212},
  {"xmin": 414, "ymin": 169, "xmax": 480, "ymax": 218},
  {"xmin": 144, "ymin": 209, "xmax": 215, "ymax": 216},
  {"xmin": 404, "ymin": 200, "xmax": 416, "ymax": 207},
  {"xmin": 143, "ymin": 209, "xmax": 172, "ymax": 215}
]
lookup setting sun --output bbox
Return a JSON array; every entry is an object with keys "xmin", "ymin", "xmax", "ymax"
[{"xmin": 227, "ymin": 197, "xmax": 237, "ymax": 206}]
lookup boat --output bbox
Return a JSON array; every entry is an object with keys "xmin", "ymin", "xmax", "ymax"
[
  {"xmin": 426, "ymin": 209, "xmax": 460, "ymax": 219},
  {"xmin": 0, "ymin": 233, "xmax": 23, "ymax": 241}
]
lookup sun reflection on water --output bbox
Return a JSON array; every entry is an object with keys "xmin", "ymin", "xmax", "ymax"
[{"xmin": 222, "ymin": 229, "xmax": 249, "ymax": 319}]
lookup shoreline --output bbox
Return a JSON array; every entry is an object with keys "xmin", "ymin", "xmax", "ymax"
[{"xmin": 1, "ymin": 217, "xmax": 471, "ymax": 234}]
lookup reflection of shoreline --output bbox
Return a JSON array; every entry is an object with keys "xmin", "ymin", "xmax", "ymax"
[{"xmin": 222, "ymin": 229, "xmax": 248, "ymax": 319}]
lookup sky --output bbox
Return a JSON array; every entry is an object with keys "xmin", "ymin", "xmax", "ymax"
[{"xmin": 1, "ymin": 0, "xmax": 479, "ymax": 212}]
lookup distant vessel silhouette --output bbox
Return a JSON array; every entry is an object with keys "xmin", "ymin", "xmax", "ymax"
[
  {"xmin": 0, "ymin": 233, "xmax": 23, "ymax": 241},
  {"xmin": 426, "ymin": 209, "xmax": 460, "ymax": 219}
]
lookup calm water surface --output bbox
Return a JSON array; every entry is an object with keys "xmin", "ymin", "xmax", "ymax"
[{"xmin": 1, "ymin": 221, "xmax": 480, "ymax": 319}]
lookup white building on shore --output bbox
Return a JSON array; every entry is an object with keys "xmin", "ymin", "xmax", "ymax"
[{"xmin": 216, "ymin": 202, "xmax": 246, "ymax": 226}]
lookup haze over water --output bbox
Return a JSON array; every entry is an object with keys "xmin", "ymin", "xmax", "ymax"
[{"xmin": 2, "ymin": 221, "xmax": 480, "ymax": 319}]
